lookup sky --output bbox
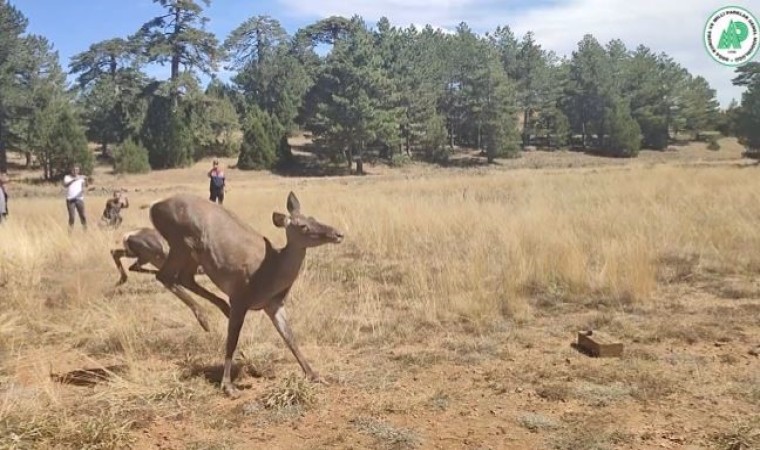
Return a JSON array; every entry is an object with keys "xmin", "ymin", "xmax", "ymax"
[{"xmin": 16, "ymin": 0, "xmax": 760, "ymax": 107}]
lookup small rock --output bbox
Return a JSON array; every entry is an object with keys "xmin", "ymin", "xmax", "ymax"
[{"xmin": 749, "ymin": 346, "xmax": 760, "ymax": 356}]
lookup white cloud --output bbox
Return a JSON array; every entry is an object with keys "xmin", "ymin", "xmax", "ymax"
[
  {"xmin": 278, "ymin": 0, "xmax": 758, "ymax": 107},
  {"xmin": 505, "ymin": 0, "xmax": 754, "ymax": 107},
  {"xmin": 277, "ymin": 0, "xmax": 477, "ymax": 27},
  {"xmin": 409, "ymin": 23, "xmax": 456, "ymax": 34}
]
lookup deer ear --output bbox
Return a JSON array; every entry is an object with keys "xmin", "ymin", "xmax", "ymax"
[
  {"xmin": 287, "ymin": 191, "xmax": 300, "ymax": 214},
  {"xmin": 272, "ymin": 212, "xmax": 290, "ymax": 228}
]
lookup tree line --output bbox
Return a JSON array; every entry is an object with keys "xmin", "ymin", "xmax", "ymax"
[{"xmin": 0, "ymin": 0, "xmax": 758, "ymax": 179}]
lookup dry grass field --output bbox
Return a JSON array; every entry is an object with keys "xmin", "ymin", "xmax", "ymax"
[{"xmin": 1, "ymin": 138, "xmax": 759, "ymax": 449}]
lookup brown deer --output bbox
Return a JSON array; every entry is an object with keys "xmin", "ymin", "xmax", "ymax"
[
  {"xmin": 149, "ymin": 191, "xmax": 344, "ymax": 397},
  {"xmin": 111, "ymin": 227, "xmax": 168, "ymax": 285}
]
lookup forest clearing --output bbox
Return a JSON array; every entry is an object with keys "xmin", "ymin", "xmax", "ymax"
[
  {"xmin": 1, "ymin": 138, "xmax": 759, "ymax": 449},
  {"xmin": 2, "ymin": 0, "xmax": 760, "ymax": 448}
]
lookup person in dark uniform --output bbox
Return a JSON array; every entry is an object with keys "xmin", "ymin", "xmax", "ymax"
[{"xmin": 207, "ymin": 160, "xmax": 226, "ymax": 204}]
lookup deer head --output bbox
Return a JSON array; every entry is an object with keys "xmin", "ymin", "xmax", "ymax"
[{"xmin": 272, "ymin": 192, "xmax": 344, "ymax": 248}]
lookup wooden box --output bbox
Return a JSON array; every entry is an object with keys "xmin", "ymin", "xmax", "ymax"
[{"xmin": 577, "ymin": 330, "xmax": 623, "ymax": 357}]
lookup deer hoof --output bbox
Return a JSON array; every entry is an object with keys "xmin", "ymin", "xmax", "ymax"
[
  {"xmin": 309, "ymin": 373, "xmax": 329, "ymax": 386},
  {"xmin": 223, "ymin": 382, "xmax": 241, "ymax": 399}
]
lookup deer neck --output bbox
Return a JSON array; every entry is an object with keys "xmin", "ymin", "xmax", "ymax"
[{"xmin": 272, "ymin": 242, "xmax": 306, "ymax": 288}]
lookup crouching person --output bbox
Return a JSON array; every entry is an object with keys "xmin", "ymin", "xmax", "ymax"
[{"xmin": 101, "ymin": 191, "xmax": 129, "ymax": 228}]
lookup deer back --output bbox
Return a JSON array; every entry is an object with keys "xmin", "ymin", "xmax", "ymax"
[{"xmin": 150, "ymin": 194, "xmax": 269, "ymax": 295}]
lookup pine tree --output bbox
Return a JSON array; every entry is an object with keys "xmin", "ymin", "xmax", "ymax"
[
  {"xmin": 237, "ymin": 106, "xmax": 275, "ymax": 170},
  {"xmin": 140, "ymin": 94, "xmax": 193, "ymax": 169},
  {"xmin": 0, "ymin": 1, "xmax": 29, "ymax": 173},
  {"xmin": 303, "ymin": 18, "xmax": 400, "ymax": 174},
  {"xmin": 736, "ymin": 82, "xmax": 760, "ymax": 152},
  {"xmin": 225, "ymin": 15, "xmax": 310, "ymax": 130},
  {"xmin": 605, "ymin": 96, "xmax": 641, "ymax": 157},
  {"xmin": 70, "ymin": 38, "xmax": 147, "ymax": 156},
  {"xmin": 185, "ymin": 90, "xmax": 241, "ymax": 159},
  {"xmin": 31, "ymin": 103, "xmax": 93, "ymax": 180},
  {"xmin": 625, "ymin": 46, "xmax": 669, "ymax": 149}
]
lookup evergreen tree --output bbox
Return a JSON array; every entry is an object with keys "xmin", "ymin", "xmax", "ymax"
[
  {"xmin": 31, "ymin": 101, "xmax": 93, "ymax": 180},
  {"xmin": 303, "ymin": 18, "xmax": 400, "ymax": 174},
  {"xmin": 134, "ymin": 0, "xmax": 219, "ymax": 98},
  {"xmin": 605, "ymin": 96, "xmax": 641, "ymax": 157},
  {"xmin": 734, "ymin": 65, "xmax": 760, "ymax": 151},
  {"xmin": 237, "ymin": 106, "xmax": 276, "ymax": 170},
  {"xmin": 140, "ymin": 94, "xmax": 193, "ymax": 168},
  {"xmin": 70, "ymin": 38, "xmax": 147, "ymax": 156},
  {"xmin": 563, "ymin": 34, "xmax": 613, "ymax": 148},
  {"xmin": 0, "ymin": 1, "xmax": 29, "ymax": 173},
  {"xmin": 681, "ymin": 75, "xmax": 720, "ymax": 137},
  {"xmin": 625, "ymin": 46, "xmax": 669, "ymax": 149},
  {"xmin": 225, "ymin": 15, "xmax": 310, "ymax": 130},
  {"xmin": 185, "ymin": 89, "xmax": 241, "ymax": 159}
]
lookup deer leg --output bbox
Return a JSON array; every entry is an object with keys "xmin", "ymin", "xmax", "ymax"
[
  {"xmin": 178, "ymin": 269, "xmax": 231, "ymax": 318},
  {"xmin": 128, "ymin": 262, "xmax": 159, "ymax": 275},
  {"xmin": 222, "ymin": 301, "xmax": 248, "ymax": 398},
  {"xmin": 264, "ymin": 302, "xmax": 325, "ymax": 384},
  {"xmin": 156, "ymin": 252, "xmax": 212, "ymax": 332},
  {"xmin": 111, "ymin": 249, "xmax": 129, "ymax": 285}
]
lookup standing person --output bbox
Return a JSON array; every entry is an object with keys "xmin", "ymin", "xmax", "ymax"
[
  {"xmin": 207, "ymin": 160, "xmax": 226, "ymax": 204},
  {"xmin": 63, "ymin": 164, "xmax": 87, "ymax": 229},
  {"xmin": 0, "ymin": 174, "xmax": 7, "ymax": 224}
]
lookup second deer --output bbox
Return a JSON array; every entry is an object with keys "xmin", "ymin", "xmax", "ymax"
[{"xmin": 111, "ymin": 227, "xmax": 167, "ymax": 285}]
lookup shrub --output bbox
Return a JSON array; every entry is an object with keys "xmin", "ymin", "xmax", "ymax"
[{"xmin": 113, "ymin": 140, "xmax": 151, "ymax": 174}]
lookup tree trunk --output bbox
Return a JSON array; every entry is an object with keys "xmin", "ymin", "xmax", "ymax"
[
  {"xmin": 0, "ymin": 123, "xmax": 6, "ymax": 174},
  {"xmin": 522, "ymin": 109, "xmax": 530, "ymax": 147},
  {"xmin": 102, "ymin": 141, "xmax": 109, "ymax": 158},
  {"xmin": 171, "ymin": 7, "xmax": 181, "ymax": 82},
  {"xmin": 355, "ymin": 156, "xmax": 364, "ymax": 175},
  {"xmin": 449, "ymin": 120, "xmax": 455, "ymax": 149},
  {"xmin": 25, "ymin": 152, "xmax": 31, "ymax": 168},
  {"xmin": 405, "ymin": 124, "xmax": 410, "ymax": 155},
  {"xmin": 169, "ymin": 6, "xmax": 181, "ymax": 108},
  {"xmin": 581, "ymin": 121, "xmax": 587, "ymax": 149},
  {"xmin": 356, "ymin": 140, "xmax": 365, "ymax": 175},
  {"xmin": 345, "ymin": 148, "xmax": 353, "ymax": 170},
  {"xmin": 477, "ymin": 122, "xmax": 482, "ymax": 151}
]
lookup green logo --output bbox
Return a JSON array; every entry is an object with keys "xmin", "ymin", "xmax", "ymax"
[
  {"xmin": 704, "ymin": 6, "xmax": 759, "ymax": 66},
  {"xmin": 717, "ymin": 20, "xmax": 749, "ymax": 49}
]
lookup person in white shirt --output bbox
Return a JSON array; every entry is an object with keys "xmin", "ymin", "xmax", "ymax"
[{"xmin": 63, "ymin": 164, "xmax": 87, "ymax": 229}]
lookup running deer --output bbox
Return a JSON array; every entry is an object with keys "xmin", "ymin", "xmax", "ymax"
[
  {"xmin": 111, "ymin": 227, "xmax": 168, "ymax": 285},
  {"xmin": 149, "ymin": 191, "xmax": 344, "ymax": 397}
]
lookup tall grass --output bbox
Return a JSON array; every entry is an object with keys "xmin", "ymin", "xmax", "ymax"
[
  {"xmin": 2, "ymin": 165, "xmax": 760, "ymax": 347},
  {"xmin": 1, "ymin": 162, "xmax": 759, "ymax": 447}
]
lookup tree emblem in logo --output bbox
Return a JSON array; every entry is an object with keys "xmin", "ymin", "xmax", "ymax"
[{"xmin": 704, "ymin": 6, "xmax": 759, "ymax": 66}]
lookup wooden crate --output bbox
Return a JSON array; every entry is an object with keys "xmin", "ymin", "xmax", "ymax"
[{"xmin": 577, "ymin": 330, "xmax": 623, "ymax": 357}]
